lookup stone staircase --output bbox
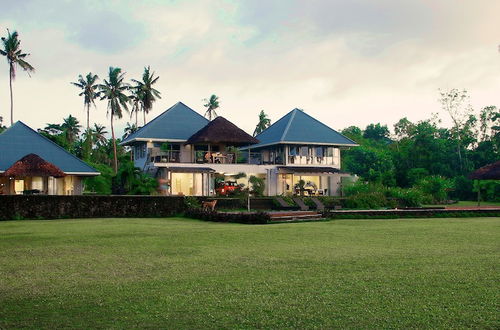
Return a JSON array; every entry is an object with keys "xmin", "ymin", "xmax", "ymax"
[{"xmin": 268, "ymin": 211, "xmax": 324, "ymax": 222}]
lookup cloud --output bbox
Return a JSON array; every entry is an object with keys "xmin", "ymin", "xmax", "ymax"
[
  {"xmin": 0, "ymin": 0, "xmax": 145, "ymax": 53},
  {"xmin": 0, "ymin": 0, "xmax": 498, "ymax": 137}
]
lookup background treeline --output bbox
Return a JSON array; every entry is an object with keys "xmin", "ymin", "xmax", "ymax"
[{"xmin": 341, "ymin": 89, "xmax": 499, "ymax": 204}]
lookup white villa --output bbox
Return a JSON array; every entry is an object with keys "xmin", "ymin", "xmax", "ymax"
[{"xmin": 121, "ymin": 102, "xmax": 358, "ymax": 196}]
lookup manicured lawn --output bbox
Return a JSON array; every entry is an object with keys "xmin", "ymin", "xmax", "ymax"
[
  {"xmin": 424, "ymin": 201, "xmax": 500, "ymax": 207},
  {"xmin": 1, "ymin": 217, "xmax": 499, "ymax": 329},
  {"xmin": 453, "ymin": 200, "xmax": 500, "ymax": 207}
]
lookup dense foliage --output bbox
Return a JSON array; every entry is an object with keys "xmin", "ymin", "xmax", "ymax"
[{"xmin": 342, "ymin": 92, "xmax": 499, "ymax": 203}]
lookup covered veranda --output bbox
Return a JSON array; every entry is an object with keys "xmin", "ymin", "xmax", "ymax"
[
  {"xmin": 276, "ymin": 166, "xmax": 344, "ymax": 196},
  {"xmin": 0, "ymin": 153, "xmax": 69, "ymax": 195}
]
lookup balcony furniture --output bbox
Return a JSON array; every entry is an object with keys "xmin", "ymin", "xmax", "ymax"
[{"xmin": 213, "ymin": 154, "xmax": 226, "ymax": 163}]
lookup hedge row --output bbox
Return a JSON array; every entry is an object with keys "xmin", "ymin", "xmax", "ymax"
[
  {"xmin": 185, "ymin": 209, "xmax": 270, "ymax": 224},
  {"xmin": 0, "ymin": 195, "xmax": 185, "ymax": 220},
  {"xmin": 190, "ymin": 197, "xmax": 277, "ymax": 210}
]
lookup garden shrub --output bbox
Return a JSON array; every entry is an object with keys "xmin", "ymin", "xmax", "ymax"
[
  {"xmin": 344, "ymin": 191, "xmax": 389, "ymax": 209},
  {"xmin": 473, "ymin": 180, "xmax": 500, "ymax": 202},
  {"xmin": 415, "ymin": 175, "xmax": 454, "ymax": 204},
  {"xmin": 184, "ymin": 196, "xmax": 201, "ymax": 209},
  {"xmin": 385, "ymin": 187, "xmax": 426, "ymax": 207},
  {"xmin": 249, "ymin": 175, "xmax": 265, "ymax": 197}
]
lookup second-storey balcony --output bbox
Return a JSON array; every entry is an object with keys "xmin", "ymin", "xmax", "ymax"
[
  {"xmin": 150, "ymin": 151, "xmax": 181, "ymax": 163},
  {"xmin": 194, "ymin": 151, "xmax": 262, "ymax": 164}
]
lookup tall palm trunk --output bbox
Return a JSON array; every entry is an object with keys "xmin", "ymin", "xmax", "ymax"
[
  {"xmin": 143, "ymin": 110, "xmax": 146, "ymax": 126},
  {"xmin": 135, "ymin": 110, "xmax": 138, "ymax": 127},
  {"xmin": 9, "ymin": 63, "xmax": 13, "ymax": 125},
  {"xmin": 86, "ymin": 104, "xmax": 90, "ymax": 130},
  {"xmin": 111, "ymin": 115, "xmax": 118, "ymax": 173}
]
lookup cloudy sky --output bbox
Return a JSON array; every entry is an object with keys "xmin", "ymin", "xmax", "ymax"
[{"xmin": 0, "ymin": 0, "xmax": 499, "ymax": 136}]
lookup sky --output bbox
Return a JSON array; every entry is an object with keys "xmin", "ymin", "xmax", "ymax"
[{"xmin": 0, "ymin": 0, "xmax": 499, "ymax": 137}]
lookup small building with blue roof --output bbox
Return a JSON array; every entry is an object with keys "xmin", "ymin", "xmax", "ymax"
[{"xmin": 0, "ymin": 121, "xmax": 99, "ymax": 195}]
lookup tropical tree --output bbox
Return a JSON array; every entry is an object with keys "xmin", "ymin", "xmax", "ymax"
[
  {"xmin": 0, "ymin": 116, "xmax": 7, "ymax": 133},
  {"xmin": 99, "ymin": 67, "xmax": 130, "ymax": 173},
  {"xmin": 131, "ymin": 66, "xmax": 161, "ymax": 125},
  {"xmin": 92, "ymin": 124, "xmax": 108, "ymax": 147},
  {"xmin": 61, "ymin": 114, "xmax": 82, "ymax": 145},
  {"xmin": 123, "ymin": 122, "xmax": 138, "ymax": 139},
  {"xmin": 203, "ymin": 94, "xmax": 220, "ymax": 120},
  {"xmin": 253, "ymin": 110, "xmax": 271, "ymax": 136},
  {"xmin": 71, "ymin": 73, "xmax": 100, "ymax": 130},
  {"xmin": 129, "ymin": 85, "xmax": 143, "ymax": 127},
  {"xmin": 0, "ymin": 29, "xmax": 34, "ymax": 125},
  {"xmin": 439, "ymin": 88, "xmax": 473, "ymax": 172}
]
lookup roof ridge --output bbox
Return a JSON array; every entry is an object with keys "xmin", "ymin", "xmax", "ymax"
[
  {"xmin": 122, "ymin": 101, "xmax": 208, "ymax": 144},
  {"xmin": 296, "ymin": 110, "xmax": 357, "ymax": 145},
  {"xmin": 280, "ymin": 109, "xmax": 298, "ymax": 142},
  {"xmin": 1, "ymin": 121, "xmax": 98, "ymax": 173}
]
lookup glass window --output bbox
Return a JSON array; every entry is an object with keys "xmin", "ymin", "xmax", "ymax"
[
  {"xmin": 289, "ymin": 146, "xmax": 298, "ymax": 156},
  {"xmin": 300, "ymin": 146, "xmax": 309, "ymax": 156},
  {"xmin": 315, "ymin": 147, "xmax": 324, "ymax": 157}
]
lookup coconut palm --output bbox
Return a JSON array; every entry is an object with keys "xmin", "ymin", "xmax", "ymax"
[
  {"xmin": 253, "ymin": 110, "xmax": 271, "ymax": 136},
  {"xmin": 61, "ymin": 115, "xmax": 82, "ymax": 145},
  {"xmin": 71, "ymin": 73, "xmax": 100, "ymax": 130},
  {"xmin": 0, "ymin": 115, "xmax": 5, "ymax": 133},
  {"xmin": 129, "ymin": 84, "xmax": 143, "ymax": 127},
  {"xmin": 203, "ymin": 94, "xmax": 220, "ymax": 121},
  {"xmin": 0, "ymin": 29, "xmax": 35, "ymax": 125},
  {"xmin": 131, "ymin": 66, "xmax": 161, "ymax": 125},
  {"xmin": 99, "ymin": 67, "xmax": 130, "ymax": 173},
  {"xmin": 92, "ymin": 123, "xmax": 108, "ymax": 147},
  {"xmin": 123, "ymin": 122, "xmax": 138, "ymax": 140}
]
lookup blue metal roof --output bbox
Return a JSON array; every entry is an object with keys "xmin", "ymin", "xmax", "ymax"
[
  {"xmin": 0, "ymin": 121, "xmax": 99, "ymax": 175},
  {"xmin": 248, "ymin": 108, "xmax": 358, "ymax": 149},
  {"xmin": 121, "ymin": 102, "xmax": 209, "ymax": 144}
]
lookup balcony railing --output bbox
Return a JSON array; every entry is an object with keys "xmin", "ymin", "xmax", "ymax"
[
  {"xmin": 288, "ymin": 155, "xmax": 337, "ymax": 166},
  {"xmin": 194, "ymin": 151, "xmax": 263, "ymax": 164},
  {"xmin": 151, "ymin": 151, "xmax": 181, "ymax": 163}
]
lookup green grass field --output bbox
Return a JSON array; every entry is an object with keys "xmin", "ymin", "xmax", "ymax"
[{"xmin": 1, "ymin": 217, "xmax": 499, "ymax": 329}]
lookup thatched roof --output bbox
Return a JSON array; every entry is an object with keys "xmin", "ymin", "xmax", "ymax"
[
  {"xmin": 2, "ymin": 154, "xmax": 66, "ymax": 178},
  {"xmin": 186, "ymin": 117, "xmax": 259, "ymax": 146},
  {"xmin": 468, "ymin": 161, "xmax": 500, "ymax": 180}
]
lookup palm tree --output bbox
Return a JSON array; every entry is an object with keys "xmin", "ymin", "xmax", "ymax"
[
  {"xmin": 0, "ymin": 29, "xmax": 35, "ymax": 125},
  {"xmin": 71, "ymin": 73, "xmax": 100, "ymax": 130},
  {"xmin": 203, "ymin": 94, "xmax": 220, "ymax": 121},
  {"xmin": 123, "ymin": 122, "xmax": 138, "ymax": 139},
  {"xmin": 131, "ymin": 66, "xmax": 161, "ymax": 125},
  {"xmin": 129, "ymin": 84, "xmax": 143, "ymax": 127},
  {"xmin": 99, "ymin": 67, "xmax": 130, "ymax": 173},
  {"xmin": 253, "ymin": 110, "xmax": 271, "ymax": 136},
  {"xmin": 43, "ymin": 123, "xmax": 63, "ymax": 136},
  {"xmin": 61, "ymin": 114, "xmax": 82, "ymax": 145},
  {"xmin": 92, "ymin": 123, "xmax": 108, "ymax": 147},
  {"xmin": 0, "ymin": 116, "xmax": 6, "ymax": 133}
]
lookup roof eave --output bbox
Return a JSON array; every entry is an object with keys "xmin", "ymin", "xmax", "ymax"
[
  {"xmin": 241, "ymin": 141, "xmax": 359, "ymax": 150},
  {"xmin": 120, "ymin": 138, "xmax": 188, "ymax": 145}
]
